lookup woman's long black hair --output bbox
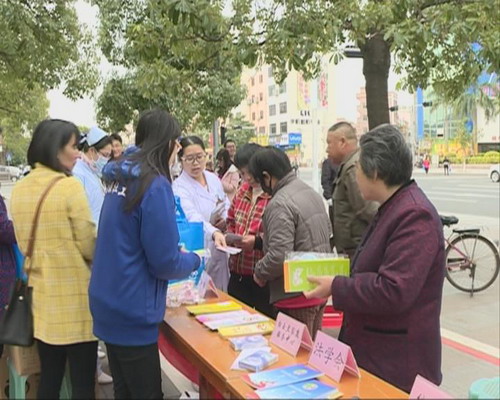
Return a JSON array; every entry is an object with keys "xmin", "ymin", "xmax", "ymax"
[{"xmin": 124, "ymin": 109, "xmax": 180, "ymax": 211}]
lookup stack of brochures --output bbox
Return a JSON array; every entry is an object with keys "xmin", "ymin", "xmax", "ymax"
[
  {"xmin": 238, "ymin": 349, "xmax": 279, "ymax": 372},
  {"xmin": 219, "ymin": 321, "xmax": 275, "ymax": 338},
  {"xmin": 242, "ymin": 364, "xmax": 341, "ymax": 399},
  {"xmin": 229, "ymin": 335, "xmax": 268, "ymax": 351},
  {"xmin": 186, "ymin": 301, "xmax": 242, "ymax": 315},
  {"xmin": 283, "ymin": 252, "xmax": 350, "ymax": 292}
]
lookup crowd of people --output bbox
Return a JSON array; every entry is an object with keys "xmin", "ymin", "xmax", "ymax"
[{"xmin": 0, "ymin": 109, "xmax": 446, "ymax": 398}]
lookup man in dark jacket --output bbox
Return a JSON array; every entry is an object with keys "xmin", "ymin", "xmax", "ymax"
[
  {"xmin": 321, "ymin": 158, "xmax": 338, "ymax": 246},
  {"xmin": 249, "ymin": 147, "xmax": 331, "ymax": 338},
  {"xmin": 326, "ymin": 122, "xmax": 378, "ymax": 258}
]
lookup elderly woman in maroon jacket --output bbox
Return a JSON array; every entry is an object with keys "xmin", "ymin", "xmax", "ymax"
[{"xmin": 306, "ymin": 124, "xmax": 445, "ymax": 393}]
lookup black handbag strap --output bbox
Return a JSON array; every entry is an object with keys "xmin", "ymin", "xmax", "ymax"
[{"xmin": 24, "ymin": 176, "xmax": 64, "ymax": 282}]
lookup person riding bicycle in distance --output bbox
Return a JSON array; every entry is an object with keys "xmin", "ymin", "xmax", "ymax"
[{"xmin": 305, "ymin": 124, "xmax": 446, "ymax": 393}]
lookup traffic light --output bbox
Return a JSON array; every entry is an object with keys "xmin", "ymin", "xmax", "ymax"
[{"xmin": 220, "ymin": 126, "xmax": 227, "ymax": 145}]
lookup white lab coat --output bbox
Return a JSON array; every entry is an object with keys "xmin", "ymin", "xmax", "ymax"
[{"xmin": 173, "ymin": 170, "xmax": 230, "ymax": 291}]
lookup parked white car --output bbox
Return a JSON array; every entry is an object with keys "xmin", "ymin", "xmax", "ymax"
[{"xmin": 489, "ymin": 164, "xmax": 500, "ymax": 183}]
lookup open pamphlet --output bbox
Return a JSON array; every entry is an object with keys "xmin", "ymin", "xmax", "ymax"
[
  {"xmin": 283, "ymin": 252, "xmax": 350, "ymax": 292},
  {"xmin": 250, "ymin": 379, "xmax": 341, "ymax": 399},
  {"xmin": 242, "ymin": 363, "xmax": 323, "ymax": 390}
]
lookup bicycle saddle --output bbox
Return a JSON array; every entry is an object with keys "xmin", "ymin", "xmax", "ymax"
[{"xmin": 440, "ymin": 215, "xmax": 459, "ymax": 226}]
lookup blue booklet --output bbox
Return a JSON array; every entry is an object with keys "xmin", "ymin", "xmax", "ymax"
[
  {"xmin": 242, "ymin": 363, "xmax": 323, "ymax": 390},
  {"xmin": 238, "ymin": 350, "xmax": 278, "ymax": 372},
  {"xmin": 253, "ymin": 379, "xmax": 340, "ymax": 399}
]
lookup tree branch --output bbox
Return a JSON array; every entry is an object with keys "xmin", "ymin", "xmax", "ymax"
[{"xmin": 419, "ymin": 0, "xmax": 478, "ymax": 12}]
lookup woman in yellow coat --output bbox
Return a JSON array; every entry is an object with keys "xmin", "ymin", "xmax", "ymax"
[{"xmin": 11, "ymin": 119, "xmax": 97, "ymax": 399}]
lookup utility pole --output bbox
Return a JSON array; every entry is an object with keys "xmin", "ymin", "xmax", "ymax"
[{"xmin": 213, "ymin": 119, "xmax": 220, "ymax": 155}]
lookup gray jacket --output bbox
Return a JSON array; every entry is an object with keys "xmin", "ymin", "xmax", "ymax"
[
  {"xmin": 333, "ymin": 149, "xmax": 378, "ymax": 253},
  {"xmin": 254, "ymin": 172, "xmax": 331, "ymax": 304}
]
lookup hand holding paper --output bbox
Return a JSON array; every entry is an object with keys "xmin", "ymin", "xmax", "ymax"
[{"xmin": 303, "ymin": 276, "xmax": 334, "ymax": 300}]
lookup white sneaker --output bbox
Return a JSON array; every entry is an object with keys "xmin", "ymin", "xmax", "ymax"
[
  {"xmin": 97, "ymin": 349, "xmax": 106, "ymax": 359},
  {"xmin": 98, "ymin": 371, "xmax": 113, "ymax": 384}
]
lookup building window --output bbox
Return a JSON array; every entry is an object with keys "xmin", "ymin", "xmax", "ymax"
[
  {"xmin": 270, "ymin": 123, "xmax": 277, "ymax": 134},
  {"xmin": 279, "ymin": 82, "xmax": 286, "ymax": 94},
  {"xmin": 252, "ymin": 112, "xmax": 256, "ymax": 121},
  {"xmin": 251, "ymin": 78, "xmax": 255, "ymax": 86},
  {"xmin": 268, "ymin": 85, "xmax": 275, "ymax": 97},
  {"xmin": 269, "ymin": 104, "xmax": 276, "ymax": 116},
  {"xmin": 268, "ymin": 66, "xmax": 273, "ymax": 77},
  {"xmin": 259, "ymin": 92, "xmax": 263, "ymax": 101},
  {"xmin": 259, "ymin": 126, "xmax": 265, "ymax": 134},
  {"xmin": 260, "ymin": 110, "xmax": 264, "ymax": 120},
  {"xmin": 259, "ymin": 74, "xmax": 263, "ymax": 83},
  {"xmin": 251, "ymin": 95, "xmax": 255, "ymax": 103},
  {"xmin": 280, "ymin": 122, "xmax": 287, "ymax": 133},
  {"xmin": 279, "ymin": 102, "xmax": 287, "ymax": 114}
]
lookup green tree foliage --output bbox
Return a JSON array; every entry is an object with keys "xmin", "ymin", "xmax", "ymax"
[
  {"xmin": 160, "ymin": 0, "xmax": 499, "ymax": 130},
  {"xmin": 92, "ymin": 0, "xmax": 246, "ymax": 132},
  {"xmin": 225, "ymin": 114, "xmax": 256, "ymax": 147},
  {"xmin": 0, "ymin": 1, "xmax": 99, "ymax": 162}
]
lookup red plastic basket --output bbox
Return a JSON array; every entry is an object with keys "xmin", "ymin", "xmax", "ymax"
[{"xmin": 322, "ymin": 305, "xmax": 343, "ymax": 328}]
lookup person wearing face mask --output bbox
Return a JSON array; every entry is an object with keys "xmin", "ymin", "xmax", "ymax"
[
  {"xmin": 173, "ymin": 136, "xmax": 230, "ymax": 292},
  {"xmin": 249, "ymin": 146, "xmax": 331, "ymax": 339},
  {"xmin": 73, "ymin": 127, "xmax": 112, "ymax": 226},
  {"xmin": 226, "ymin": 144, "xmax": 275, "ymax": 318},
  {"xmin": 72, "ymin": 126, "xmax": 114, "ymax": 384}
]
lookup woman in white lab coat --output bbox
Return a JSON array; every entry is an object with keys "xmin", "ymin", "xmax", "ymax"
[{"xmin": 173, "ymin": 136, "xmax": 230, "ymax": 291}]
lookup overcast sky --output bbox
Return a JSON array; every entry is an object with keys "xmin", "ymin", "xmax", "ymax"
[{"xmin": 47, "ymin": 1, "xmax": 413, "ymax": 127}]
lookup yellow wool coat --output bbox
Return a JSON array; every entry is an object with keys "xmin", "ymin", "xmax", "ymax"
[{"xmin": 10, "ymin": 164, "xmax": 96, "ymax": 345}]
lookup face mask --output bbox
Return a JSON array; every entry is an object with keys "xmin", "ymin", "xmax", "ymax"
[
  {"xmin": 261, "ymin": 175, "xmax": 273, "ymax": 195},
  {"xmin": 94, "ymin": 155, "xmax": 109, "ymax": 177}
]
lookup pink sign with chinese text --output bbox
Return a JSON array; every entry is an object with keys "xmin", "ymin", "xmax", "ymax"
[
  {"xmin": 308, "ymin": 330, "xmax": 360, "ymax": 382},
  {"xmin": 409, "ymin": 375, "xmax": 453, "ymax": 399},
  {"xmin": 270, "ymin": 312, "xmax": 313, "ymax": 356}
]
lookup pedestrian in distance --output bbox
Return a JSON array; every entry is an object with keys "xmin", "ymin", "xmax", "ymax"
[
  {"xmin": 423, "ymin": 158, "xmax": 430, "ymax": 174},
  {"xmin": 443, "ymin": 157, "xmax": 450, "ymax": 176}
]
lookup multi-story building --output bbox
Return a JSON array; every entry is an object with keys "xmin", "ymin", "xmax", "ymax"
[
  {"xmin": 355, "ymin": 88, "xmax": 402, "ymax": 136},
  {"xmin": 235, "ymin": 58, "xmax": 338, "ymax": 165}
]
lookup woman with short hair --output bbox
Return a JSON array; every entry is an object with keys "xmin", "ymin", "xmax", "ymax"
[
  {"xmin": 11, "ymin": 119, "xmax": 97, "ymax": 398},
  {"xmin": 306, "ymin": 124, "xmax": 445, "ymax": 392}
]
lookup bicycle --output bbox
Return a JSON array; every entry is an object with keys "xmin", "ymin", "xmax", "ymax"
[{"xmin": 440, "ymin": 215, "xmax": 500, "ymax": 296}]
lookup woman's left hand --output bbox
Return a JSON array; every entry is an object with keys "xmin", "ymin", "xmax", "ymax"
[{"xmin": 303, "ymin": 276, "xmax": 334, "ymax": 300}]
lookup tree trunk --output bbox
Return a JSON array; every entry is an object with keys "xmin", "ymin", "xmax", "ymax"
[{"xmin": 360, "ymin": 34, "xmax": 391, "ymax": 130}]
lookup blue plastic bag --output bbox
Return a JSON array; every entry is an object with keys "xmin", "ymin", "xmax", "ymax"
[
  {"xmin": 12, "ymin": 244, "xmax": 28, "ymax": 282},
  {"xmin": 175, "ymin": 196, "xmax": 204, "ymax": 251}
]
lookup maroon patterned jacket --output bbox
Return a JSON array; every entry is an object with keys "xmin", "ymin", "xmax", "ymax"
[{"xmin": 332, "ymin": 180, "xmax": 445, "ymax": 392}]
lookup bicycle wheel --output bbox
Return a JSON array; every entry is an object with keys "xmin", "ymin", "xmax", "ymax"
[{"xmin": 445, "ymin": 234, "xmax": 500, "ymax": 293}]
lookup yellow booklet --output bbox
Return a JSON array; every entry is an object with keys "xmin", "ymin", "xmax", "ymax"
[
  {"xmin": 219, "ymin": 321, "xmax": 275, "ymax": 338},
  {"xmin": 186, "ymin": 301, "xmax": 242, "ymax": 315}
]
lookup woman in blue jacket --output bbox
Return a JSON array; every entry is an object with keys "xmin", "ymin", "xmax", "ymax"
[{"xmin": 89, "ymin": 109, "xmax": 201, "ymax": 399}]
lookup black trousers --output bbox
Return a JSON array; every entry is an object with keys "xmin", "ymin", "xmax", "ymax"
[
  {"xmin": 228, "ymin": 273, "xmax": 276, "ymax": 319},
  {"xmin": 105, "ymin": 342, "xmax": 162, "ymax": 399},
  {"xmin": 36, "ymin": 339, "xmax": 97, "ymax": 399}
]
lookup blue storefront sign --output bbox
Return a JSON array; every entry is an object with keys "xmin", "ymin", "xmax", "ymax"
[{"xmin": 288, "ymin": 133, "xmax": 302, "ymax": 145}]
